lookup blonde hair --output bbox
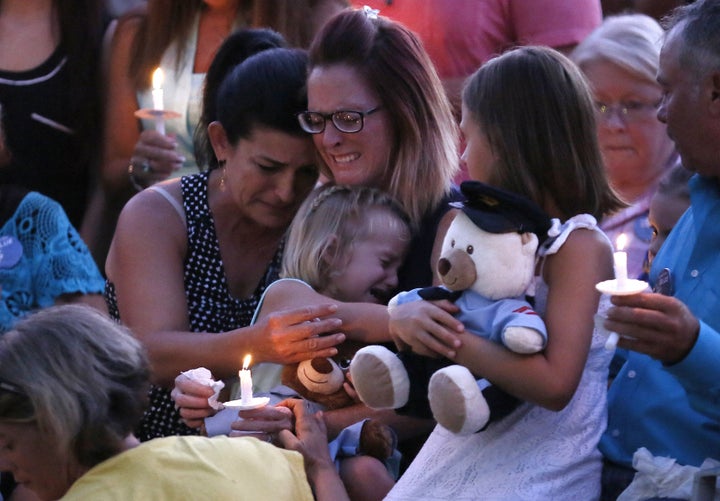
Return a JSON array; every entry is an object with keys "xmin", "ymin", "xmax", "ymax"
[
  {"xmin": 281, "ymin": 184, "xmax": 411, "ymax": 294},
  {"xmin": 571, "ymin": 14, "xmax": 665, "ymax": 85}
]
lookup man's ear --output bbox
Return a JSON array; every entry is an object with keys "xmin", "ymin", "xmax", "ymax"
[{"xmin": 207, "ymin": 121, "xmax": 230, "ymax": 161}]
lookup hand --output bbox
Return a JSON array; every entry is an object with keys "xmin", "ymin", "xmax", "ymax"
[
  {"xmin": 170, "ymin": 373, "xmax": 217, "ymax": 429},
  {"xmin": 229, "ymin": 401, "xmax": 294, "ymax": 443},
  {"xmin": 389, "ymin": 300, "xmax": 463, "ymax": 358},
  {"xmin": 604, "ymin": 292, "xmax": 700, "ymax": 364},
  {"xmin": 342, "ymin": 373, "xmax": 361, "ymax": 404},
  {"xmin": 276, "ymin": 399, "xmax": 334, "ymax": 477},
  {"xmin": 130, "ymin": 129, "xmax": 184, "ymax": 186},
  {"xmin": 250, "ymin": 304, "xmax": 346, "ymax": 365}
]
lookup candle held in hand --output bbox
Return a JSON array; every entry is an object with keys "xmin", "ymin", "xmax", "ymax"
[
  {"xmin": 239, "ymin": 354, "xmax": 253, "ymax": 405},
  {"xmin": 613, "ymin": 233, "xmax": 628, "ymax": 290},
  {"xmin": 151, "ymin": 67, "xmax": 165, "ymax": 134}
]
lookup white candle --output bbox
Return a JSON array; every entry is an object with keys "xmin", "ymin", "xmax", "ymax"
[
  {"xmin": 151, "ymin": 67, "xmax": 165, "ymax": 134},
  {"xmin": 239, "ymin": 354, "xmax": 253, "ymax": 405},
  {"xmin": 613, "ymin": 233, "xmax": 628, "ymax": 290}
]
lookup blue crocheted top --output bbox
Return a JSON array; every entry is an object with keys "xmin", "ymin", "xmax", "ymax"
[{"xmin": 0, "ymin": 192, "xmax": 104, "ymax": 333}]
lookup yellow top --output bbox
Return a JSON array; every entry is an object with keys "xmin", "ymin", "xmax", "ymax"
[{"xmin": 62, "ymin": 435, "xmax": 314, "ymax": 500}]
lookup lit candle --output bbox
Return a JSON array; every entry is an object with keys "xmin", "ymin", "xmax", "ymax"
[
  {"xmin": 151, "ymin": 67, "xmax": 165, "ymax": 134},
  {"xmin": 613, "ymin": 233, "xmax": 628, "ymax": 290},
  {"xmin": 239, "ymin": 354, "xmax": 253, "ymax": 405}
]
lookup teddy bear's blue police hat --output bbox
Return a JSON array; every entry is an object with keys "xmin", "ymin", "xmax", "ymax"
[{"xmin": 450, "ymin": 181, "xmax": 552, "ymax": 239}]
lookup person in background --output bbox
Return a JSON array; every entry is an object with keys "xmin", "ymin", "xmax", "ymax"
[
  {"xmin": 0, "ymin": 100, "xmax": 106, "ymax": 500},
  {"xmin": 0, "ymin": 305, "xmax": 352, "ymax": 501},
  {"xmin": 0, "ymin": 188, "xmax": 106, "ymax": 335},
  {"xmin": 353, "ymin": 0, "xmax": 602, "ymax": 117},
  {"xmin": 0, "ymin": 105, "xmax": 105, "ymax": 335},
  {"xmin": 572, "ymin": 13, "xmax": 677, "ymax": 279},
  {"xmin": 105, "ymin": 30, "xmax": 341, "ymax": 442},
  {"xmin": 85, "ymin": 0, "xmax": 346, "ymax": 272},
  {"xmin": 600, "ymin": 2, "xmax": 720, "ymax": 498},
  {"xmin": 385, "ymin": 46, "xmax": 622, "ymax": 500},
  {"xmin": 0, "ymin": 0, "xmax": 104, "ymax": 230},
  {"xmin": 646, "ymin": 163, "xmax": 692, "ymax": 267}
]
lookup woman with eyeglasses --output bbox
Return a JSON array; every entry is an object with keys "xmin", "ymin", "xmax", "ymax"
[
  {"xmin": 104, "ymin": 30, "xmax": 345, "ymax": 443},
  {"xmin": 174, "ymin": 7, "xmax": 461, "ymax": 474},
  {"xmin": 300, "ymin": 6, "xmax": 461, "ymax": 290},
  {"xmin": 572, "ymin": 14, "xmax": 680, "ymax": 279}
]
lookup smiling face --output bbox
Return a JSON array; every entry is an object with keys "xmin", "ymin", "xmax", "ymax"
[
  {"xmin": 211, "ymin": 125, "xmax": 319, "ymax": 230},
  {"xmin": 306, "ymin": 64, "xmax": 393, "ymax": 189},
  {"xmin": 582, "ymin": 59, "xmax": 674, "ymax": 199},
  {"xmin": 0, "ymin": 422, "xmax": 81, "ymax": 500},
  {"xmin": 327, "ymin": 208, "xmax": 409, "ymax": 304}
]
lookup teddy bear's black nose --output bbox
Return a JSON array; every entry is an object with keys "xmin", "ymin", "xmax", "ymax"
[
  {"xmin": 438, "ymin": 257, "xmax": 451, "ymax": 276},
  {"xmin": 311, "ymin": 358, "xmax": 333, "ymax": 374}
]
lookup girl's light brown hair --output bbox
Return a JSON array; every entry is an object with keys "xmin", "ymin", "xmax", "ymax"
[{"xmin": 462, "ymin": 46, "xmax": 624, "ymax": 220}]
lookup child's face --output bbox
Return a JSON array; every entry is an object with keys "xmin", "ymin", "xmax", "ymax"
[
  {"xmin": 330, "ymin": 209, "xmax": 409, "ymax": 304},
  {"xmin": 647, "ymin": 190, "xmax": 689, "ymax": 264},
  {"xmin": 460, "ymin": 103, "xmax": 497, "ymax": 183}
]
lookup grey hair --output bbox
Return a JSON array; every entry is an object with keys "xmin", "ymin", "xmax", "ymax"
[
  {"xmin": 571, "ymin": 13, "xmax": 665, "ymax": 85},
  {"xmin": 0, "ymin": 305, "xmax": 150, "ymax": 468},
  {"xmin": 662, "ymin": 0, "xmax": 720, "ymax": 78},
  {"xmin": 281, "ymin": 184, "xmax": 411, "ymax": 295}
]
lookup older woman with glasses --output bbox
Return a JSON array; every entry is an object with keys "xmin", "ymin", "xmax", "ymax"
[{"xmin": 572, "ymin": 13, "xmax": 679, "ymax": 278}]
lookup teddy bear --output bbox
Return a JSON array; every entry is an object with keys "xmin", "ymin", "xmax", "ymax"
[
  {"xmin": 281, "ymin": 339, "xmax": 397, "ymax": 463},
  {"xmin": 349, "ymin": 181, "xmax": 553, "ymax": 435}
]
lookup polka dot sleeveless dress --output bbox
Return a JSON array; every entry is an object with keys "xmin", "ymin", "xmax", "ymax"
[{"xmin": 105, "ymin": 170, "xmax": 283, "ymax": 440}]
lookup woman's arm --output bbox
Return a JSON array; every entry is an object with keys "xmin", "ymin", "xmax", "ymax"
[
  {"xmin": 258, "ymin": 280, "xmax": 392, "ymax": 344},
  {"xmin": 257, "ymin": 281, "xmax": 435, "ymax": 439},
  {"xmin": 102, "ymin": 17, "xmax": 181, "ymax": 197},
  {"xmin": 106, "ymin": 187, "xmax": 344, "ymax": 387}
]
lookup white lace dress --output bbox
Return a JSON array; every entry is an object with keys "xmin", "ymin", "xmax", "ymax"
[{"xmin": 386, "ymin": 215, "xmax": 613, "ymax": 501}]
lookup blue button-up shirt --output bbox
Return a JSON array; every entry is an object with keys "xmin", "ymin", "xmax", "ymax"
[{"xmin": 600, "ymin": 174, "xmax": 720, "ymax": 467}]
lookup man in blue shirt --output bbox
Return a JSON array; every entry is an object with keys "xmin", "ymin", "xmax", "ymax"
[{"xmin": 599, "ymin": 1, "xmax": 720, "ymax": 499}]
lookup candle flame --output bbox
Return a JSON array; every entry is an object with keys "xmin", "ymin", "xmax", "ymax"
[
  {"xmin": 152, "ymin": 67, "xmax": 164, "ymax": 90},
  {"xmin": 616, "ymin": 233, "xmax": 628, "ymax": 252},
  {"xmin": 242, "ymin": 354, "xmax": 252, "ymax": 370}
]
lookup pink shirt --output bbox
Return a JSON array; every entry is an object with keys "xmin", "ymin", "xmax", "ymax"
[{"xmin": 353, "ymin": 0, "xmax": 601, "ymax": 79}]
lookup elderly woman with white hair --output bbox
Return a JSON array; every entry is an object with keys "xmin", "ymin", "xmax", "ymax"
[{"xmin": 572, "ymin": 14, "xmax": 679, "ymax": 279}]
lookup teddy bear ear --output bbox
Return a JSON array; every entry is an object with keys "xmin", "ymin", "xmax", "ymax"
[{"xmin": 520, "ymin": 232, "xmax": 539, "ymax": 255}]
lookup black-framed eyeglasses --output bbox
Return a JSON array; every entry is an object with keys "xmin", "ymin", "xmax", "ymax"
[{"xmin": 297, "ymin": 106, "xmax": 382, "ymax": 134}]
